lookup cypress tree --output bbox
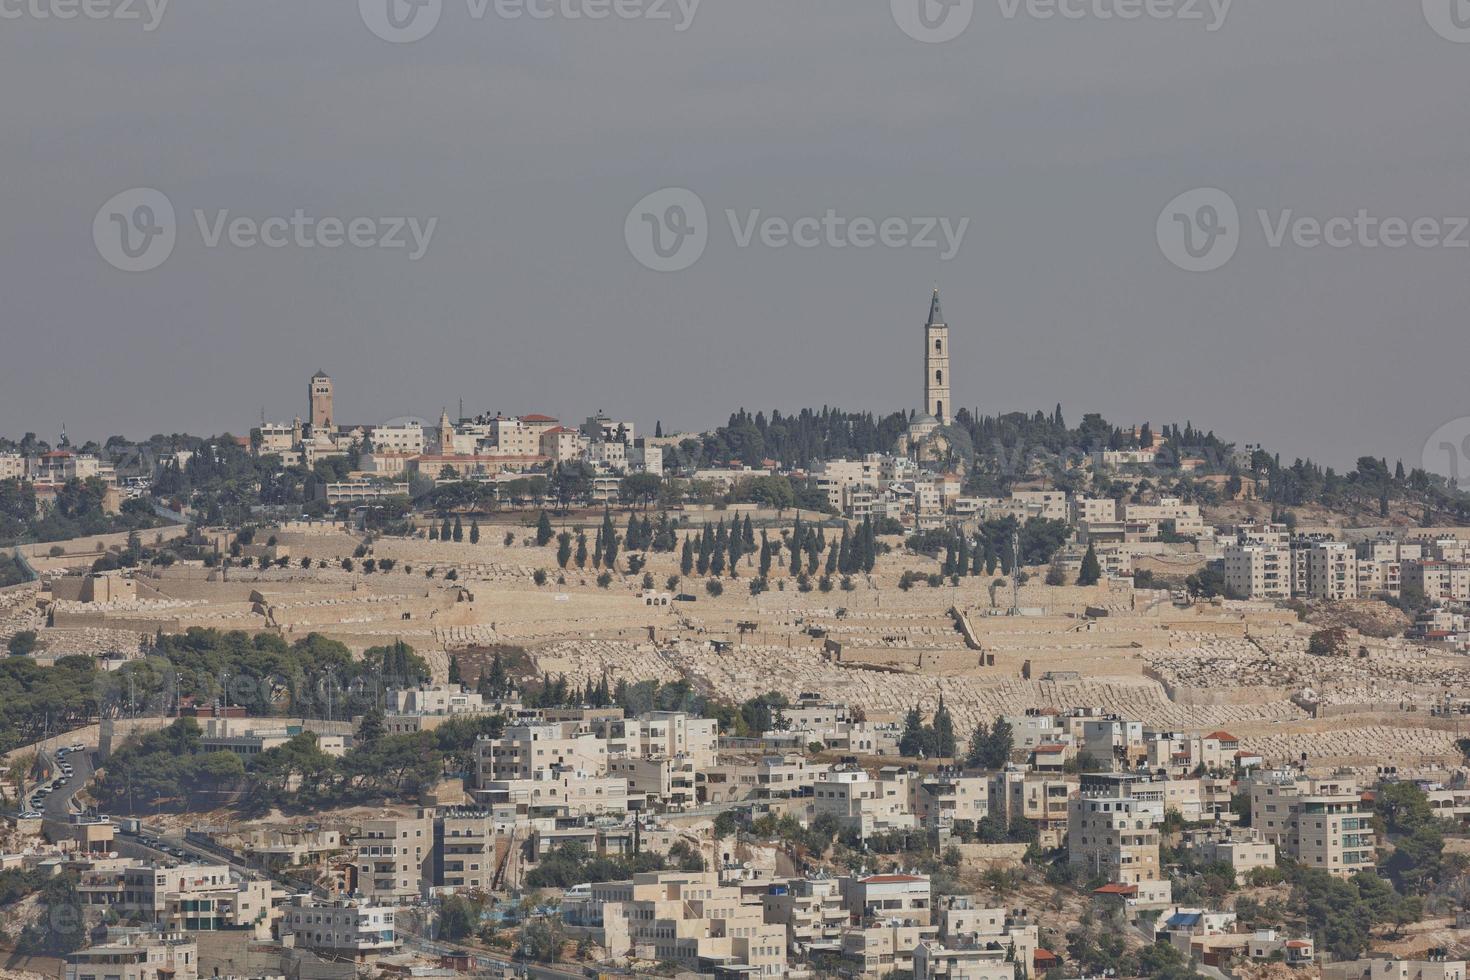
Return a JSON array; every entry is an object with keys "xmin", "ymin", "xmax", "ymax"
[
  {"xmin": 933, "ymin": 693, "xmax": 956, "ymax": 758},
  {"xmin": 536, "ymin": 510, "xmax": 554, "ymax": 546},
  {"xmin": 899, "ymin": 704, "xmax": 926, "ymax": 757},
  {"xmin": 790, "ymin": 516, "xmax": 804, "ymax": 575},
  {"xmin": 1078, "ymin": 543, "xmax": 1102, "ymax": 585},
  {"xmin": 452, "ymin": 516, "xmax": 464, "ymax": 542},
  {"xmin": 469, "ymin": 520, "xmax": 480, "ymax": 544},
  {"xmin": 681, "ymin": 537, "xmax": 695, "ymax": 576}
]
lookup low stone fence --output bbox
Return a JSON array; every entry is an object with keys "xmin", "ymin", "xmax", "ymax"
[{"xmin": 1143, "ymin": 665, "xmax": 1297, "ymax": 707}]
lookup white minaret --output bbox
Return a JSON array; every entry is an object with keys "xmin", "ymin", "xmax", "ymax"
[{"xmin": 923, "ymin": 287, "xmax": 951, "ymax": 424}]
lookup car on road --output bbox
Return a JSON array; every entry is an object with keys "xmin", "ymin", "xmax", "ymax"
[{"xmin": 70, "ymin": 743, "xmax": 85, "ymax": 752}]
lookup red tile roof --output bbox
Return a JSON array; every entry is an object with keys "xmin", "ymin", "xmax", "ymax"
[
  {"xmin": 520, "ymin": 414, "xmax": 558, "ymax": 422},
  {"xmin": 1092, "ymin": 883, "xmax": 1137, "ymax": 896},
  {"xmin": 1206, "ymin": 731, "xmax": 1238, "ymax": 742}
]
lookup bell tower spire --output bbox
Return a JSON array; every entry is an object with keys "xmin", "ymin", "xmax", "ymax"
[{"xmin": 923, "ymin": 286, "xmax": 951, "ymax": 425}]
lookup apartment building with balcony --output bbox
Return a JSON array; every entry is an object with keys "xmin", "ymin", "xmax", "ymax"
[
  {"xmin": 436, "ymin": 809, "xmax": 496, "ymax": 893},
  {"xmin": 563, "ymin": 871, "xmax": 787, "ymax": 975},
  {"xmin": 281, "ymin": 897, "xmax": 401, "ymax": 960},
  {"xmin": 63, "ymin": 934, "xmax": 197, "ymax": 980},
  {"xmin": 1247, "ymin": 770, "xmax": 1374, "ymax": 877},
  {"xmin": 350, "ymin": 809, "xmax": 433, "ymax": 900}
]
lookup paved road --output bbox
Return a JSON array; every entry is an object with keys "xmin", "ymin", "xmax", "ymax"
[
  {"xmin": 113, "ymin": 823, "xmax": 262, "ymax": 879},
  {"xmin": 405, "ymin": 935, "xmax": 588, "ymax": 980},
  {"xmin": 37, "ymin": 746, "xmax": 93, "ymax": 820}
]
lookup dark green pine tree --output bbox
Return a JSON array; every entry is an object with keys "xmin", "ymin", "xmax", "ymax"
[
  {"xmin": 1078, "ymin": 543, "xmax": 1102, "ymax": 585},
  {"xmin": 742, "ymin": 516, "xmax": 755, "ymax": 549},
  {"xmin": 697, "ymin": 528, "xmax": 712, "ymax": 575},
  {"xmin": 486, "ymin": 650, "xmax": 508, "ymax": 696},
  {"xmin": 536, "ymin": 510, "xmax": 554, "ymax": 546},
  {"xmin": 469, "ymin": 520, "xmax": 480, "ymax": 544},
  {"xmin": 448, "ymin": 655, "xmax": 462, "ymax": 685},
  {"xmin": 965, "ymin": 719, "xmax": 992, "ymax": 769},
  {"xmin": 605, "ymin": 518, "xmax": 620, "ymax": 569},
  {"xmin": 452, "ymin": 516, "xmax": 464, "ymax": 542},
  {"xmin": 933, "ymin": 693, "xmax": 956, "ymax": 758},
  {"xmin": 681, "ymin": 537, "xmax": 695, "ymax": 576},
  {"xmin": 429, "ymin": 524, "xmax": 439, "ymax": 541},
  {"xmin": 790, "ymin": 516, "xmax": 804, "ymax": 575},
  {"xmin": 899, "ymin": 704, "xmax": 926, "ymax": 758},
  {"xmin": 440, "ymin": 516, "xmax": 452, "ymax": 540},
  {"xmin": 825, "ymin": 541, "xmax": 839, "ymax": 575},
  {"xmin": 759, "ymin": 531, "xmax": 772, "ymax": 578},
  {"xmin": 575, "ymin": 531, "xmax": 588, "ymax": 569}
]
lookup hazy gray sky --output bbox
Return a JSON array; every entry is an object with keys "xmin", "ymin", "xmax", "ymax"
[{"xmin": 2, "ymin": 0, "xmax": 1467, "ymax": 472}]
